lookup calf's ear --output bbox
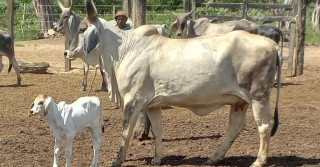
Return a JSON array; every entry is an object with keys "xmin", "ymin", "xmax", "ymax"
[
  {"xmin": 83, "ymin": 25, "xmax": 99, "ymax": 54},
  {"xmin": 168, "ymin": 21, "xmax": 177, "ymax": 38}
]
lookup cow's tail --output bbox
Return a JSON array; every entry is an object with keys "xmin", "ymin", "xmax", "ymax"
[
  {"xmin": 8, "ymin": 63, "xmax": 13, "ymax": 73},
  {"xmin": 271, "ymin": 44, "xmax": 282, "ymax": 137},
  {"xmin": 99, "ymin": 102, "xmax": 105, "ymax": 133}
]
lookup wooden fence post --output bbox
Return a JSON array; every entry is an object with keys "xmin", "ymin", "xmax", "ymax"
[
  {"xmin": 296, "ymin": 0, "xmax": 306, "ymax": 76},
  {"xmin": 242, "ymin": 0, "xmax": 248, "ymax": 19},
  {"xmin": 7, "ymin": 0, "xmax": 14, "ymax": 39},
  {"xmin": 184, "ymin": 0, "xmax": 190, "ymax": 13},
  {"xmin": 288, "ymin": 0, "xmax": 298, "ymax": 76},
  {"xmin": 191, "ymin": 0, "xmax": 196, "ymax": 19},
  {"xmin": 64, "ymin": 0, "xmax": 71, "ymax": 71},
  {"xmin": 132, "ymin": 0, "xmax": 146, "ymax": 28},
  {"xmin": 123, "ymin": 0, "xmax": 131, "ymax": 18}
]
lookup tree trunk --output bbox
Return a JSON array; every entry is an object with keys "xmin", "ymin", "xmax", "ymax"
[
  {"xmin": 132, "ymin": 0, "xmax": 146, "ymax": 28},
  {"xmin": 312, "ymin": 0, "xmax": 320, "ymax": 31},
  {"xmin": 123, "ymin": 0, "xmax": 131, "ymax": 18},
  {"xmin": 32, "ymin": 0, "xmax": 55, "ymax": 37}
]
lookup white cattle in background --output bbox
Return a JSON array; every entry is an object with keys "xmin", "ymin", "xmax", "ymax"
[
  {"xmin": 169, "ymin": 10, "xmax": 259, "ymax": 38},
  {"xmin": 29, "ymin": 94, "xmax": 104, "ymax": 167},
  {"xmin": 66, "ymin": 1, "xmax": 282, "ymax": 167},
  {"xmin": 0, "ymin": 30, "xmax": 21, "ymax": 86},
  {"xmin": 53, "ymin": 0, "xmax": 107, "ymax": 91}
]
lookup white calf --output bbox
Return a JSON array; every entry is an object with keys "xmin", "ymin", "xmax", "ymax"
[{"xmin": 29, "ymin": 94, "xmax": 104, "ymax": 167}]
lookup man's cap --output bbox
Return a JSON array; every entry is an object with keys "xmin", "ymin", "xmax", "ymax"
[{"xmin": 115, "ymin": 11, "xmax": 128, "ymax": 19}]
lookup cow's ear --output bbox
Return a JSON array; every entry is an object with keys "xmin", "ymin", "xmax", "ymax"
[
  {"xmin": 168, "ymin": 21, "xmax": 177, "ymax": 38},
  {"xmin": 83, "ymin": 25, "xmax": 99, "ymax": 54}
]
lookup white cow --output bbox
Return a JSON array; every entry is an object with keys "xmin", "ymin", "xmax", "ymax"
[
  {"xmin": 169, "ymin": 11, "xmax": 259, "ymax": 38},
  {"xmin": 67, "ymin": 1, "xmax": 281, "ymax": 167},
  {"xmin": 29, "ymin": 94, "xmax": 104, "ymax": 167},
  {"xmin": 53, "ymin": 0, "xmax": 108, "ymax": 91},
  {"xmin": 0, "ymin": 30, "xmax": 21, "ymax": 86}
]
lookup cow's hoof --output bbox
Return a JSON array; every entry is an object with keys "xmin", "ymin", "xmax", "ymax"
[
  {"xmin": 139, "ymin": 134, "xmax": 152, "ymax": 141},
  {"xmin": 151, "ymin": 159, "xmax": 161, "ymax": 166},
  {"xmin": 110, "ymin": 161, "xmax": 121, "ymax": 167},
  {"xmin": 204, "ymin": 158, "xmax": 219, "ymax": 165},
  {"xmin": 100, "ymin": 87, "xmax": 108, "ymax": 92}
]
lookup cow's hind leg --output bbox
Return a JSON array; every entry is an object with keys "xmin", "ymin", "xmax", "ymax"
[
  {"xmin": 147, "ymin": 107, "xmax": 163, "ymax": 165},
  {"xmin": 100, "ymin": 68, "xmax": 108, "ymax": 91},
  {"xmin": 111, "ymin": 98, "xmax": 143, "ymax": 167},
  {"xmin": 250, "ymin": 99, "xmax": 274, "ymax": 167},
  {"xmin": 206, "ymin": 103, "xmax": 248, "ymax": 165},
  {"xmin": 8, "ymin": 56, "xmax": 21, "ymax": 86},
  {"xmin": 0, "ymin": 55, "xmax": 3, "ymax": 73}
]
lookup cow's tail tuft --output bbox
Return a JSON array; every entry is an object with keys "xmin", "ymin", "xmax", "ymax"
[
  {"xmin": 271, "ymin": 47, "xmax": 282, "ymax": 137},
  {"xmin": 8, "ymin": 63, "xmax": 12, "ymax": 73}
]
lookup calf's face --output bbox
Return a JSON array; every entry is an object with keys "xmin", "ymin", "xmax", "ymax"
[{"xmin": 29, "ymin": 95, "xmax": 48, "ymax": 118}]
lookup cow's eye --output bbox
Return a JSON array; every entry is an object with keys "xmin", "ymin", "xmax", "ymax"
[
  {"xmin": 64, "ymin": 15, "xmax": 69, "ymax": 19},
  {"xmin": 38, "ymin": 101, "xmax": 44, "ymax": 105},
  {"xmin": 79, "ymin": 27, "xmax": 87, "ymax": 32}
]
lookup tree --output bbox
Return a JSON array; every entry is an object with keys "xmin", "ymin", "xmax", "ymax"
[
  {"xmin": 133, "ymin": 0, "xmax": 146, "ymax": 28},
  {"xmin": 32, "ymin": 0, "xmax": 55, "ymax": 37},
  {"xmin": 312, "ymin": 0, "xmax": 320, "ymax": 31}
]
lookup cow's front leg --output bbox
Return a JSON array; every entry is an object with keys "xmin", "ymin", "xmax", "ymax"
[
  {"xmin": 111, "ymin": 98, "xmax": 142, "ymax": 167},
  {"xmin": 53, "ymin": 138, "xmax": 62, "ymax": 167},
  {"xmin": 251, "ymin": 99, "xmax": 274, "ymax": 167},
  {"xmin": 81, "ymin": 62, "xmax": 89, "ymax": 91},
  {"xmin": 206, "ymin": 103, "xmax": 248, "ymax": 165},
  {"xmin": 65, "ymin": 134, "xmax": 75, "ymax": 167},
  {"xmin": 147, "ymin": 107, "xmax": 163, "ymax": 165}
]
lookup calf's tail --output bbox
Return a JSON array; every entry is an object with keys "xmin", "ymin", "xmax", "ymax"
[{"xmin": 271, "ymin": 47, "xmax": 282, "ymax": 137}]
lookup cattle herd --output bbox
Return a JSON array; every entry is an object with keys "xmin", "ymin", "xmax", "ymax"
[{"xmin": 0, "ymin": 0, "xmax": 286, "ymax": 166}]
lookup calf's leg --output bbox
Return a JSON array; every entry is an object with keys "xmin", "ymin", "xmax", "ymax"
[
  {"xmin": 65, "ymin": 134, "xmax": 75, "ymax": 167},
  {"xmin": 53, "ymin": 138, "xmax": 62, "ymax": 167},
  {"xmin": 89, "ymin": 126, "xmax": 102, "ymax": 167}
]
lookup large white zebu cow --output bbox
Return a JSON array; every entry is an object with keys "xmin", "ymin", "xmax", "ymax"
[
  {"xmin": 169, "ymin": 10, "xmax": 259, "ymax": 38},
  {"xmin": 66, "ymin": 0, "xmax": 281, "ymax": 166},
  {"xmin": 0, "ymin": 30, "xmax": 21, "ymax": 86}
]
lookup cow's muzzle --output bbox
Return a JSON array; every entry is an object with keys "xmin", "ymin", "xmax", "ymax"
[{"xmin": 64, "ymin": 50, "xmax": 75, "ymax": 60}]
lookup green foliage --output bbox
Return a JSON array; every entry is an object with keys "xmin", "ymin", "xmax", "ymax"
[{"xmin": 1, "ymin": 0, "xmax": 320, "ymax": 45}]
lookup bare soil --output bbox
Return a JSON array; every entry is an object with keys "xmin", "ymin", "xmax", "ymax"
[{"xmin": 1, "ymin": 36, "xmax": 320, "ymax": 167}]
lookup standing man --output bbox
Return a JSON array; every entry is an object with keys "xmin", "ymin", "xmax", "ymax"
[{"xmin": 115, "ymin": 11, "xmax": 132, "ymax": 30}]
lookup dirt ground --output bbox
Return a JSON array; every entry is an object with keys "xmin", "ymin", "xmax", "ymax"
[{"xmin": 1, "ymin": 36, "xmax": 320, "ymax": 167}]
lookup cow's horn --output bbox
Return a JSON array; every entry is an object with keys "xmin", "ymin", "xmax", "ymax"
[
  {"xmin": 172, "ymin": 11, "xmax": 177, "ymax": 17},
  {"xmin": 57, "ymin": 0, "xmax": 65, "ymax": 9},
  {"xmin": 86, "ymin": 0, "xmax": 97, "ymax": 22},
  {"xmin": 69, "ymin": 0, "xmax": 75, "ymax": 11},
  {"xmin": 187, "ymin": 10, "xmax": 194, "ymax": 16}
]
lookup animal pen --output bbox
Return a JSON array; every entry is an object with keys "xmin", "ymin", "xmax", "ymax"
[{"xmin": 6, "ymin": 0, "xmax": 306, "ymax": 77}]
